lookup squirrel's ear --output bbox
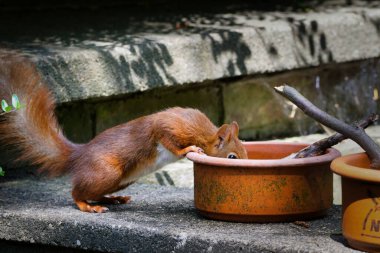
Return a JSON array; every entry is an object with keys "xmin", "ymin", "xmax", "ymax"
[
  {"xmin": 230, "ymin": 121, "xmax": 239, "ymax": 137},
  {"xmin": 216, "ymin": 122, "xmax": 239, "ymax": 148},
  {"xmin": 216, "ymin": 124, "xmax": 230, "ymax": 148}
]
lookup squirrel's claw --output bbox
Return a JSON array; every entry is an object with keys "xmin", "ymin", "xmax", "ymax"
[
  {"xmin": 91, "ymin": 206, "xmax": 109, "ymax": 213},
  {"xmin": 75, "ymin": 200, "xmax": 109, "ymax": 213}
]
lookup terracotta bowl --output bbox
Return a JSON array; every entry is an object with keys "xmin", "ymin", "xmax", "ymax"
[
  {"xmin": 331, "ymin": 153, "xmax": 380, "ymax": 252},
  {"xmin": 187, "ymin": 142, "xmax": 341, "ymax": 222}
]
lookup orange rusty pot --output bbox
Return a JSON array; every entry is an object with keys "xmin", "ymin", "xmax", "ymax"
[
  {"xmin": 187, "ymin": 142, "xmax": 341, "ymax": 222},
  {"xmin": 331, "ymin": 153, "xmax": 380, "ymax": 252}
]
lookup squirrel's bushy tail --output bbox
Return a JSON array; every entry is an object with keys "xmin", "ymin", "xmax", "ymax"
[{"xmin": 0, "ymin": 51, "xmax": 76, "ymax": 176}]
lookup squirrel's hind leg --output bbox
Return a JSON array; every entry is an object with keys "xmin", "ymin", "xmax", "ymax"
[
  {"xmin": 73, "ymin": 195, "xmax": 131, "ymax": 213},
  {"xmin": 72, "ymin": 180, "xmax": 134, "ymax": 212}
]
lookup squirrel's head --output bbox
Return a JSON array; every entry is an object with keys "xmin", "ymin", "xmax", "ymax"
[{"xmin": 207, "ymin": 121, "xmax": 248, "ymax": 159}]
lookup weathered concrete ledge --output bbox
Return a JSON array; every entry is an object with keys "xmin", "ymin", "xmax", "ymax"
[
  {"xmin": 2, "ymin": 125, "xmax": 378, "ymax": 252},
  {"xmin": 0, "ymin": 175, "xmax": 357, "ymax": 252},
  {"xmin": 1, "ymin": 4, "xmax": 379, "ymax": 103}
]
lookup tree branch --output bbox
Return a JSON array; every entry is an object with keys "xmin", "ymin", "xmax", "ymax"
[
  {"xmin": 291, "ymin": 114, "xmax": 378, "ymax": 158},
  {"xmin": 275, "ymin": 85, "xmax": 380, "ymax": 169}
]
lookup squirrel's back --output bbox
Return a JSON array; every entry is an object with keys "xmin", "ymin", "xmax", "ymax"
[
  {"xmin": 153, "ymin": 107, "xmax": 218, "ymax": 144},
  {"xmin": 0, "ymin": 51, "xmax": 76, "ymax": 176}
]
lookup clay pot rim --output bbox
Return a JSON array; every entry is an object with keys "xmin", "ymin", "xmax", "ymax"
[
  {"xmin": 187, "ymin": 141, "xmax": 341, "ymax": 168},
  {"xmin": 331, "ymin": 152, "xmax": 380, "ymax": 183}
]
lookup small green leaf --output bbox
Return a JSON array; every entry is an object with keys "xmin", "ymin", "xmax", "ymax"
[
  {"xmin": 0, "ymin": 167, "xmax": 4, "ymax": 176},
  {"xmin": 11, "ymin": 94, "xmax": 21, "ymax": 109},
  {"xmin": 1, "ymin": 100, "xmax": 8, "ymax": 112}
]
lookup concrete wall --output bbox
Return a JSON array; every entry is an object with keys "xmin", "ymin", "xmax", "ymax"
[
  {"xmin": 1, "ymin": 2, "xmax": 379, "ymax": 141},
  {"xmin": 56, "ymin": 58, "xmax": 380, "ymax": 142}
]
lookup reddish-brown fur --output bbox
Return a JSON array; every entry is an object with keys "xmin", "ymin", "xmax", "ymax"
[{"xmin": 0, "ymin": 52, "xmax": 247, "ymax": 213}]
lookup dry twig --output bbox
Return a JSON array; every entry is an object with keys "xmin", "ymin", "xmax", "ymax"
[
  {"xmin": 275, "ymin": 85, "xmax": 380, "ymax": 169},
  {"xmin": 292, "ymin": 114, "xmax": 378, "ymax": 158}
]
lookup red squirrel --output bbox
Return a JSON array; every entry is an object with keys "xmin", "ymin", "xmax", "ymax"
[{"xmin": 0, "ymin": 52, "xmax": 248, "ymax": 213}]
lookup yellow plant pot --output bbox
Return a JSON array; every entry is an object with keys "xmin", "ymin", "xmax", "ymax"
[{"xmin": 331, "ymin": 153, "xmax": 380, "ymax": 252}]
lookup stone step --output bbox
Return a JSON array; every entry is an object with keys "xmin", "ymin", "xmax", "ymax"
[{"xmin": 0, "ymin": 2, "xmax": 378, "ymax": 252}]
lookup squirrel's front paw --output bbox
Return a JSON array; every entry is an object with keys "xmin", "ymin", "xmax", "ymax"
[
  {"xmin": 188, "ymin": 145, "xmax": 205, "ymax": 155},
  {"xmin": 178, "ymin": 145, "xmax": 205, "ymax": 156}
]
